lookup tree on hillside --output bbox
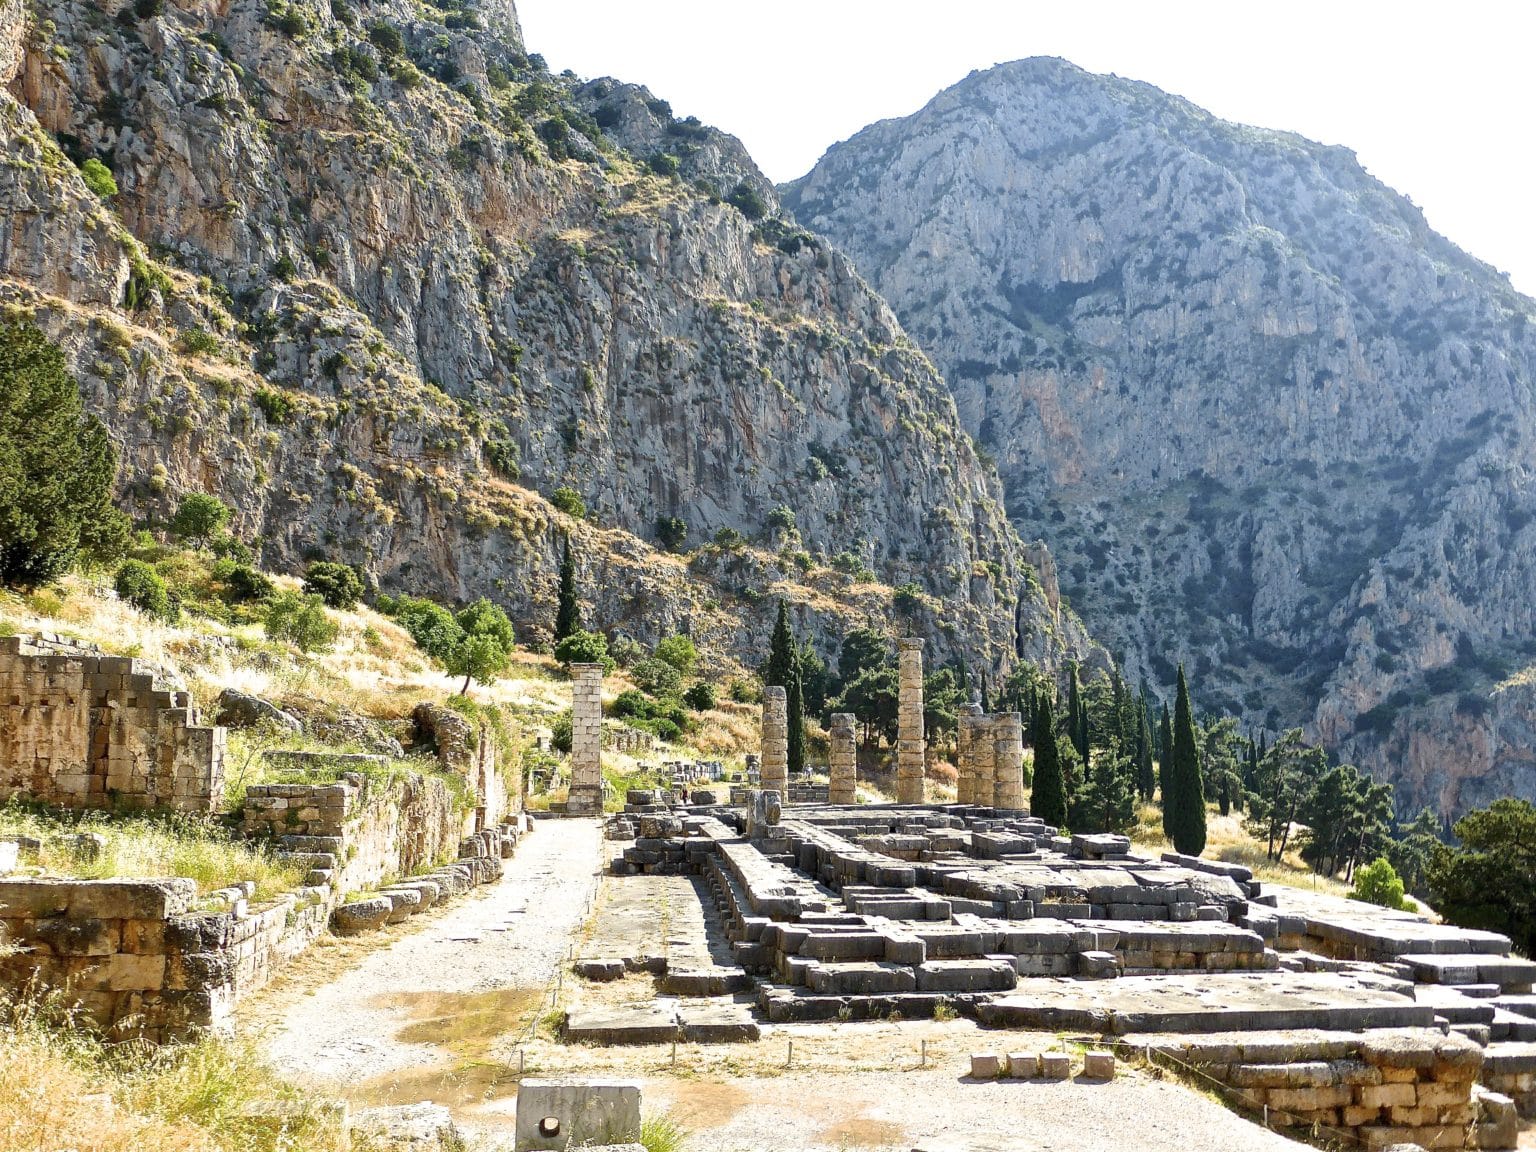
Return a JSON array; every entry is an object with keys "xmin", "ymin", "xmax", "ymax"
[
  {"xmin": 447, "ymin": 598, "xmax": 515, "ymax": 695},
  {"xmin": 1074, "ymin": 744, "xmax": 1135, "ymax": 834},
  {"xmin": 1030, "ymin": 694, "xmax": 1068, "ymax": 827},
  {"xmin": 1244, "ymin": 728, "xmax": 1325, "ymax": 861},
  {"xmin": 1428, "ymin": 799, "xmax": 1536, "ymax": 956},
  {"xmin": 1201, "ymin": 715, "xmax": 1243, "ymax": 816},
  {"xmin": 1387, "ymin": 806, "xmax": 1444, "ymax": 897},
  {"xmin": 829, "ymin": 663, "xmax": 899, "ymax": 745},
  {"xmin": 764, "ymin": 600, "xmax": 805, "ymax": 774},
  {"xmin": 0, "ymin": 322, "xmax": 130, "ymax": 587},
  {"xmin": 837, "ymin": 626, "xmax": 891, "ymax": 687},
  {"xmin": 1067, "ymin": 665, "xmax": 1088, "ymax": 765},
  {"xmin": 1163, "ymin": 665, "xmax": 1206, "ymax": 855},
  {"xmin": 554, "ymin": 534, "xmax": 580, "ymax": 640},
  {"xmin": 170, "ymin": 492, "xmax": 232, "ymax": 549}
]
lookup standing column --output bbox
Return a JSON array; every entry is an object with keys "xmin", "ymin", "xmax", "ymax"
[
  {"xmin": 896, "ymin": 638, "xmax": 926, "ymax": 804},
  {"xmin": 993, "ymin": 712, "xmax": 1026, "ymax": 811},
  {"xmin": 956, "ymin": 703, "xmax": 983, "ymax": 805},
  {"xmin": 567, "ymin": 663, "xmax": 605, "ymax": 815},
  {"xmin": 971, "ymin": 715, "xmax": 996, "ymax": 807},
  {"xmin": 760, "ymin": 686, "xmax": 788, "ymax": 798},
  {"xmin": 828, "ymin": 713, "xmax": 858, "ymax": 805}
]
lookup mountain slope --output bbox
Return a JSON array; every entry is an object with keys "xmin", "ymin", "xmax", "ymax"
[
  {"xmin": 785, "ymin": 57, "xmax": 1536, "ymax": 814},
  {"xmin": 0, "ymin": 4, "xmax": 1100, "ymax": 677}
]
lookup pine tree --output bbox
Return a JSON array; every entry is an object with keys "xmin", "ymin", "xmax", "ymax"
[
  {"xmin": 1164, "ymin": 665, "xmax": 1207, "ymax": 855},
  {"xmin": 554, "ymin": 535, "xmax": 580, "ymax": 640},
  {"xmin": 1157, "ymin": 703, "xmax": 1173, "ymax": 798},
  {"xmin": 1030, "ymin": 694, "xmax": 1068, "ymax": 827}
]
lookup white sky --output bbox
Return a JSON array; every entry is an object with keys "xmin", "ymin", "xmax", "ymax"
[{"xmin": 517, "ymin": 0, "xmax": 1536, "ymax": 299}]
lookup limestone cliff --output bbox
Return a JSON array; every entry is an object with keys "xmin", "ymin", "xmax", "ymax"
[
  {"xmin": 0, "ymin": 4, "xmax": 1098, "ymax": 678},
  {"xmin": 785, "ymin": 58, "xmax": 1536, "ymax": 814}
]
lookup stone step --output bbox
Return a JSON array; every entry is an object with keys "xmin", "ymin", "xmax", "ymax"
[{"xmin": 1399, "ymin": 953, "xmax": 1536, "ymax": 991}]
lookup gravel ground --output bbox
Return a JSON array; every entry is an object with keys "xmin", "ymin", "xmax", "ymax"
[
  {"xmin": 258, "ymin": 818, "xmax": 1308, "ymax": 1151},
  {"xmin": 261, "ymin": 817, "xmax": 603, "ymax": 1092}
]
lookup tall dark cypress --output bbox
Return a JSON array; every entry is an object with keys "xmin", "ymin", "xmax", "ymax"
[
  {"xmin": 1165, "ymin": 665, "xmax": 1207, "ymax": 855},
  {"xmin": 1030, "ymin": 694, "xmax": 1068, "ymax": 827},
  {"xmin": 1136, "ymin": 691, "xmax": 1156, "ymax": 800},
  {"xmin": 979, "ymin": 672, "xmax": 991, "ymax": 714},
  {"xmin": 765, "ymin": 599, "xmax": 795, "ymax": 687},
  {"xmin": 1157, "ymin": 703, "xmax": 1173, "ymax": 798},
  {"xmin": 554, "ymin": 535, "xmax": 580, "ymax": 640},
  {"xmin": 787, "ymin": 659, "xmax": 806, "ymax": 776},
  {"xmin": 1067, "ymin": 666, "xmax": 1088, "ymax": 763}
]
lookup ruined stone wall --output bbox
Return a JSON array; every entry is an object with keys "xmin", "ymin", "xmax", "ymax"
[
  {"xmin": 0, "ymin": 635, "xmax": 224, "ymax": 814},
  {"xmin": 241, "ymin": 771, "xmax": 463, "ymax": 894},
  {"xmin": 567, "ymin": 664, "xmax": 604, "ymax": 815},
  {"xmin": 411, "ymin": 702, "xmax": 515, "ymax": 834},
  {"xmin": 0, "ymin": 876, "xmax": 331, "ymax": 1042}
]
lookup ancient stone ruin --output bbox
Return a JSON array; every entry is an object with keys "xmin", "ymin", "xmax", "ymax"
[
  {"xmin": 759, "ymin": 685, "xmax": 788, "ymax": 797},
  {"xmin": 565, "ymin": 662, "xmax": 605, "ymax": 815},
  {"xmin": 827, "ymin": 712, "xmax": 856, "ymax": 805},
  {"xmin": 895, "ymin": 638, "xmax": 925, "ymax": 803},
  {"xmin": 0, "ymin": 634, "xmax": 224, "ymax": 814}
]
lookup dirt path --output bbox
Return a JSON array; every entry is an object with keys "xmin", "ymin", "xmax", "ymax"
[{"xmin": 255, "ymin": 817, "xmax": 603, "ymax": 1106}]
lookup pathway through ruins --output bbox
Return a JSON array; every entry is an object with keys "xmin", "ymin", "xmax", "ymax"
[
  {"xmin": 258, "ymin": 816, "xmax": 604, "ymax": 1107},
  {"xmin": 252, "ymin": 814, "xmax": 1314, "ymax": 1151}
]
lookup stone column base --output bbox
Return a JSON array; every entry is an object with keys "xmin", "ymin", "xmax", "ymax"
[{"xmin": 566, "ymin": 784, "xmax": 604, "ymax": 815}]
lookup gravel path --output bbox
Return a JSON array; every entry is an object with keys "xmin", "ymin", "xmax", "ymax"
[{"xmin": 262, "ymin": 817, "xmax": 603, "ymax": 1092}]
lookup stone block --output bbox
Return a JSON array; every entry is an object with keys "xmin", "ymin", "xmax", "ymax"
[
  {"xmin": 513, "ymin": 1079, "xmax": 642, "ymax": 1151},
  {"xmin": 1082, "ymin": 1051, "xmax": 1115, "ymax": 1079},
  {"xmin": 969, "ymin": 1053, "xmax": 1003, "ymax": 1080},
  {"xmin": 1039, "ymin": 1052, "xmax": 1072, "ymax": 1080},
  {"xmin": 332, "ymin": 898, "xmax": 392, "ymax": 935},
  {"xmin": 105, "ymin": 951, "xmax": 166, "ymax": 992},
  {"xmin": 1359, "ymin": 1083, "xmax": 1420, "ymax": 1110},
  {"xmin": 1006, "ymin": 1052, "xmax": 1038, "ymax": 1079}
]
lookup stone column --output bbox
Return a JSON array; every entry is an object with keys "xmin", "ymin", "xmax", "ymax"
[
  {"xmin": 993, "ymin": 712, "xmax": 1026, "ymax": 812},
  {"xmin": 896, "ymin": 639, "xmax": 925, "ymax": 804},
  {"xmin": 567, "ymin": 663, "xmax": 604, "ymax": 815},
  {"xmin": 971, "ymin": 715, "xmax": 996, "ymax": 808},
  {"xmin": 956, "ymin": 703, "xmax": 983, "ymax": 805},
  {"xmin": 828, "ymin": 713, "xmax": 857, "ymax": 805},
  {"xmin": 760, "ymin": 686, "xmax": 788, "ymax": 798}
]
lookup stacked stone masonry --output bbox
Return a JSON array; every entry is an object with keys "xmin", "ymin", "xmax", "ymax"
[
  {"xmin": 759, "ymin": 687, "xmax": 788, "ymax": 798},
  {"xmin": 992, "ymin": 712, "xmax": 1025, "ymax": 811},
  {"xmin": 955, "ymin": 704, "xmax": 982, "ymax": 805},
  {"xmin": 895, "ymin": 640, "xmax": 925, "ymax": 804},
  {"xmin": 0, "ymin": 635, "xmax": 224, "ymax": 814},
  {"xmin": 567, "ymin": 663, "xmax": 605, "ymax": 815},
  {"xmin": 827, "ymin": 713, "xmax": 857, "ymax": 805}
]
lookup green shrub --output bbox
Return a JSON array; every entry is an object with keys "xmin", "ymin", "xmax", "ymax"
[
  {"xmin": 611, "ymin": 688, "xmax": 654, "ymax": 720},
  {"xmin": 78, "ymin": 158, "xmax": 118, "ymax": 199},
  {"xmin": 367, "ymin": 20, "xmax": 403, "ymax": 55},
  {"xmin": 725, "ymin": 180, "xmax": 768, "ymax": 221},
  {"xmin": 647, "ymin": 152, "xmax": 680, "ymax": 177},
  {"xmin": 654, "ymin": 515, "xmax": 687, "ymax": 552},
  {"xmin": 170, "ymin": 492, "xmax": 232, "ymax": 549},
  {"xmin": 554, "ymin": 628, "xmax": 611, "ymax": 670},
  {"xmin": 214, "ymin": 560, "xmax": 274, "ymax": 605},
  {"xmin": 631, "ymin": 657, "xmax": 682, "ymax": 697},
  {"xmin": 1350, "ymin": 857, "xmax": 1409, "ymax": 911},
  {"xmin": 727, "ymin": 679, "xmax": 759, "ymax": 704},
  {"xmin": 892, "ymin": 581, "xmax": 925, "ymax": 615},
  {"xmin": 114, "ymin": 559, "xmax": 176, "ymax": 621},
  {"xmin": 264, "ymin": 592, "xmax": 338, "ymax": 653},
  {"xmin": 550, "ymin": 710, "xmax": 572, "ymax": 754},
  {"xmin": 302, "ymin": 561, "xmax": 364, "ymax": 609},
  {"xmin": 210, "ymin": 534, "xmax": 254, "ymax": 565},
  {"xmin": 766, "ymin": 504, "xmax": 796, "ymax": 533},
  {"xmin": 176, "ymin": 327, "xmax": 220, "ymax": 357},
  {"xmin": 653, "ymin": 634, "xmax": 698, "ymax": 675},
  {"xmin": 388, "ymin": 595, "xmax": 464, "ymax": 664},
  {"xmin": 253, "ymin": 387, "xmax": 293, "ymax": 424},
  {"xmin": 608, "ymin": 635, "xmax": 644, "ymax": 667},
  {"xmin": 550, "ymin": 486, "xmax": 586, "ymax": 518},
  {"xmin": 682, "ymin": 682, "xmax": 715, "ymax": 711}
]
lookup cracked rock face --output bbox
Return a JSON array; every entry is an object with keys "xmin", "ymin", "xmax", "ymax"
[
  {"xmin": 785, "ymin": 56, "xmax": 1536, "ymax": 815},
  {"xmin": 0, "ymin": 4, "xmax": 1099, "ymax": 678}
]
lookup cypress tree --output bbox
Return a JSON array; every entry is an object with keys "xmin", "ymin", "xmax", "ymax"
[
  {"xmin": 1030, "ymin": 694, "xmax": 1068, "ymax": 827},
  {"xmin": 787, "ymin": 659, "xmax": 806, "ymax": 776},
  {"xmin": 979, "ymin": 672, "xmax": 991, "ymax": 714},
  {"xmin": 1158, "ymin": 703, "xmax": 1173, "ymax": 798},
  {"xmin": 765, "ymin": 599, "xmax": 794, "ymax": 687},
  {"xmin": 1165, "ymin": 665, "xmax": 1207, "ymax": 855},
  {"xmin": 1136, "ymin": 690, "xmax": 1156, "ymax": 800},
  {"xmin": 1067, "ymin": 666, "xmax": 1087, "ymax": 763},
  {"xmin": 553, "ymin": 535, "xmax": 580, "ymax": 640}
]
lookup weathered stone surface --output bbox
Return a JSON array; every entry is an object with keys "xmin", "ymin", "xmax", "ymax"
[
  {"xmin": 353, "ymin": 1103, "xmax": 464, "ymax": 1152},
  {"xmin": 216, "ymin": 689, "xmax": 302, "ymax": 734},
  {"xmin": 332, "ymin": 898, "xmax": 393, "ymax": 936},
  {"xmin": 514, "ymin": 1079, "xmax": 641, "ymax": 1152}
]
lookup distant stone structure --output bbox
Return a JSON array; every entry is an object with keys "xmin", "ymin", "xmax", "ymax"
[
  {"xmin": 956, "ymin": 703, "xmax": 983, "ymax": 804},
  {"xmin": 993, "ymin": 711, "xmax": 1026, "ymax": 810},
  {"xmin": 896, "ymin": 638, "xmax": 925, "ymax": 803},
  {"xmin": 566, "ymin": 663, "xmax": 605, "ymax": 815},
  {"xmin": 828, "ymin": 713, "xmax": 857, "ymax": 805},
  {"xmin": 760, "ymin": 686, "xmax": 788, "ymax": 797},
  {"xmin": 0, "ymin": 634, "xmax": 224, "ymax": 814}
]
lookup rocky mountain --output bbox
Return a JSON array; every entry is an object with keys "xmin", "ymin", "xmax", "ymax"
[
  {"xmin": 0, "ymin": 1, "xmax": 1100, "ymax": 680},
  {"xmin": 785, "ymin": 58, "xmax": 1536, "ymax": 815}
]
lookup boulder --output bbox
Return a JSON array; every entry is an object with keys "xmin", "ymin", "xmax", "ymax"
[
  {"xmin": 216, "ymin": 689, "xmax": 302, "ymax": 733},
  {"xmin": 332, "ymin": 897, "xmax": 392, "ymax": 935}
]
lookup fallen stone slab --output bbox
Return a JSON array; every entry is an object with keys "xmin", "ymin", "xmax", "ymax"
[
  {"xmin": 333, "ymin": 898, "xmax": 392, "ymax": 935},
  {"xmin": 352, "ymin": 1103, "xmax": 463, "ymax": 1151},
  {"xmin": 676, "ymin": 1001, "xmax": 760, "ymax": 1043},
  {"xmin": 564, "ymin": 1002, "xmax": 679, "ymax": 1046}
]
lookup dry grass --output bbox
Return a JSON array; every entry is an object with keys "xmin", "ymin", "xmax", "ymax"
[
  {"xmin": 1131, "ymin": 805, "xmax": 1353, "ymax": 898},
  {"xmin": 0, "ymin": 804, "xmax": 307, "ymax": 901},
  {"xmin": 0, "ymin": 996, "xmax": 352, "ymax": 1152}
]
